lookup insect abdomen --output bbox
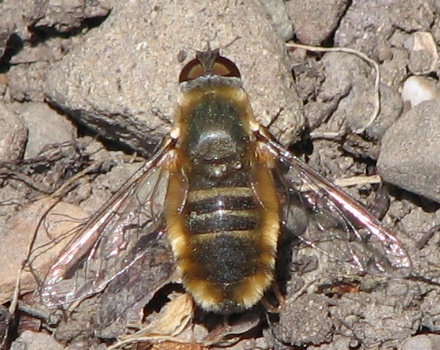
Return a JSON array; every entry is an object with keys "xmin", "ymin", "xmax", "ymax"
[{"xmin": 184, "ymin": 186, "xmax": 267, "ymax": 313}]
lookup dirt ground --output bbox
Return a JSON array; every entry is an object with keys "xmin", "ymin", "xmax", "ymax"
[{"xmin": 1, "ymin": 0, "xmax": 440, "ymax": 349}]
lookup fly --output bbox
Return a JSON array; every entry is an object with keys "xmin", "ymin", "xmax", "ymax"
[{"xmin": 39, "ymin": 48, "xmax": 412, "ymax": 316}]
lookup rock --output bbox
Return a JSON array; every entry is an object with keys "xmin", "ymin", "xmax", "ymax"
[
  {"xmin": 0, "ymin": 102, "xmax": 28, "ymax": 161},
  {"xmin": 365, "ymin": 84, "xmax": 403, "ymax": 141},
  {"xmin": 0, "ymin": 0, "xmax": 35, "ymax": 48},
  {"xmin": 44, "ymin": 0, "xmax": 304, "ymax": 151},
  {"xmin": 405, "ymin": 32, "xmax": 438, "ymax": 75},
  {"xmin": 84, "ymin": 0, "xmax": 114, "ymax": 19},
  {"xmin": 10, "ymin": 330, "xmax": 65, "ymax": 350},
  {"xmin": 0, "ymin": 14, "xmax": 16, "ymax": 60},
  {"xmin": 9, "ymin": 38, "xmax": 65, "ymax": 65},
  {"xmin": 259, "ymin": 0, "xmax": 294, "ymax": 41},
  {"xmin": 319, "ymin": 51, "xmax": 376, "ymax": 133},
  {"xmin": 308, "ymin": 336, "xmax": 354, "ymax": 350},
  {"xmin": 335, "ymin": 0, "xmax": 435, "ymax": 58},
  {"xmin": 19, "ymin": 102, "xmax": 77, "ymax": 159},
  {"xmin": 380, "ymin": 47, "xmax": 409, "ymax": 88},
  {"xmin": 401, "ymin": 76, "xmax": 440, "ymax": 109},
  {"xmin": 272, "ymin": 294, "xmax": 332, "ymax": 345},
  {"xmin": 286, "ymin": 0, "xmax": 349, "ymax": 46},
  {"xmin": 402, "ymin": 335, "xmax": 440, "ymax": 350},
  {"xmin": 420, "ymin": 290, "xmax": 440, "ymax": 332},
  {"xmin": 8, "ymin": 61, "xmax": 51, "ymax": 102},
  {"xmin": 329, "ymin": 281, "xmax": 421, "ymax": 348},
  {"xmin": 6, "ymin": 37, "xmax": 67, "ymax": 103},
  {"xmin": 31, "ymin": 0, "xmax": 96, "ymax": 33},
  {"xmin": 377, "ymin": 99, "xmax": 440, "ymax": 203}
]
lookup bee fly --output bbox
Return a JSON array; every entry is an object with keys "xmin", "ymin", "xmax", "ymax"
[{"xmin": 40, "ymin": 48, "xmax": 412, "ymax": 316}]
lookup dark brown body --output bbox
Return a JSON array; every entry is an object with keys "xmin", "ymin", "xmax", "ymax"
[{"xmin": 164, "ymin": 72, "xmax": 280, "ymax": 313}]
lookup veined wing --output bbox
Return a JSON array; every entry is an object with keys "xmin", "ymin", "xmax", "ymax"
[
  {"xmin": 41, "ymin": 139, "xmax": 180, "ymax": 307},
  {"xmin": 97, "ymin": 234, "xmax": 174, "ymax": 327},
  {"xmin": 257, "ymin": 129, "xmax": 412, "ymax": 277}
]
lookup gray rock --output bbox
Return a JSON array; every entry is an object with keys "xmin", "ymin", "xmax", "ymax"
[
  {"xmin": 377, "ymin": 99, "xmax": 440, "ymax": 203},
  {"xmin": 402, "ymin": 335, "xmax": 440, "ymax": 350},
  {"xmin": 19, "ymin": 102, "xmax": 76, "ymax": 159},
  {"xmin": 44, "ymin": 0, "xmax": 304, "ymax": 152},
  {"xmin": 9, "ymin": 37, "xmax": 65, "ymax": 65},
  {"xmin": 318, "ymin": 51, "xmax": 376, "ymax": 133},
  {"xmin": 380, "ymin": 47, "xmax": 409, "ymax": 88},
  {"xmin": 0, "ymin": 0, "xmax": 35, "ymax": 48},
  {"xmin": 365, "ymin": 84, "xmax": 403, "ymax": 141},
  {"xmin": 0, "ymin": 102, "xmax": 28, "ymax": 161},
  {"xmin": 272, "ymin": 294, "xmax": 333, "ymax": 345},
  {"xmin": 329, "ymin": 280, "xmax": 421, "ymax": 348},
  {"xmin": 287, "ymin": 0, "xmax": 349, "ymax": 46},
  {"xmin": 335, "ymin": 0, "xmax": 435, "ymax": 59},
  {"xmin": 308, "ymin": 336, "xmax": 355, "ymax": 350},
  {"xmin": 259, "ymin": 0, "xmax": 294, "ymax": 41},
  {"xmin": 402, "ymin": 76, "xmax": 440, "ymax": 109},
  {"xmin": 0, "ymin": 15, "xmax": 15, "ymax": 60},
  {"xmin": 11, "ymin": 330, "xmax": 65, "ymax": 350},
  {"xmin": 8, "ymin": 61, "xmax": 50, "ymax": 102},
  {"xmin": 420, "ymin": 290, "xmax": 440, "ymax": 332},
  {"xmin": 84, "ymin": 0, "xmax": 114, "ymax": 19},
  {"xmin": 6, "ymin": 36, "xmax": 67, "ymax": 103},
  {"xmin": 406, "ymin": 32, "xmax": 439, "ymax": 75},
  {"xmin": 31, "ymin": 0, "xmax": 111, "ymax": 33}
]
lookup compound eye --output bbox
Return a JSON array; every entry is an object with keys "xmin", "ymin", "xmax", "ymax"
[
  {"xmin": 179, "ymin": 54, "xmax": 241, "ymax": 83},
  {"xmin": 211, "ymin": 56, "xmax": 241, "ymax": 79},
  {"xmin": 179, "ymin": 58, "xmax": 204, "ymax": 83}
]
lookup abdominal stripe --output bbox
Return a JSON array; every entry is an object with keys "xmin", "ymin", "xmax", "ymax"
[{"xmin": 186, "ymin": 187, "xmax": 259, "ymax": 235}]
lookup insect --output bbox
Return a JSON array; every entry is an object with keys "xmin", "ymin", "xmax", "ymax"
[{"xmin": 40, "ymin": 48, "xmax": 412, "ymax": 316}]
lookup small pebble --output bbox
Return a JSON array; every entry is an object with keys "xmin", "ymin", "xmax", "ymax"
[
  {"xmin": 406, "ymin": 31, "xmax": 439, "ymax": 75},
  {"xmin": 401, "ymin": 76, "xmax": 440, "ymax": 108}
]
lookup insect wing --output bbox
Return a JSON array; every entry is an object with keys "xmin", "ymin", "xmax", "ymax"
[
  {"xmin": 97, "ymin": 235, "xmax": 174, "ymax": 326},
  {"xmin": 41, "ymin": 142, "xmax": 177, "ymax": 307},
  {"xmin": 262, "ymin": 135, "xmax": 412, "ymax": 277}
]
